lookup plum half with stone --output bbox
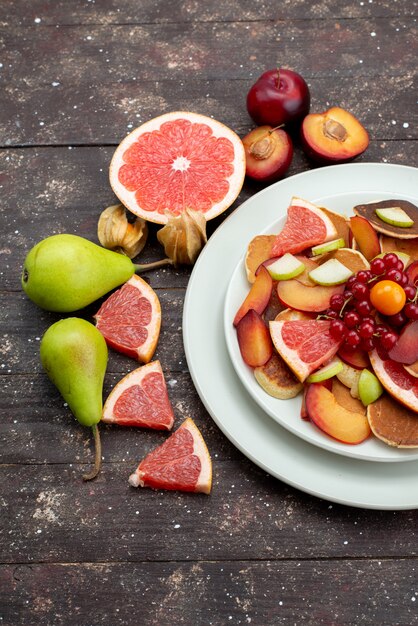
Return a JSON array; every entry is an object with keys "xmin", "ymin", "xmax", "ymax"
[
  {"xmin": 301, "ymin": 106, "xmax": 369, "ymax": 164},
  {"xmin": 242, "ymin": 126, "xmax": 293, "ymax": 183}
]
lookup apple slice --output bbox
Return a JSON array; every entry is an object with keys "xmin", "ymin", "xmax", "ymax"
[
  {"xmin": 233, "ymin": 264, "xmax": 273, "ymax": 327},
  {"xmin": 306, "ymin": 357, "xmax": 343, "ymax": 383},
  {"xmin": 308, "ymin": 258, "xmax": 353, "ymax": 286},
  {"xmin": 349, "ymin": 215, "xmax": 381, "ymax": 261},
  {"xmin": 305, "ymin": 383, "xmax": 371, "ymax": 444},
  {"xmin": 236, "ymin": 309, "xmax": 273, "ymax": 367},
  {"xmin": 358, "ymin": 369, "xmax": 384, "ymax": 406},
  {"xmin": 311, "ymin": 238, "xmax": 345, "ymax": 256},
  {"xmin": 265, "ymin": 253, "xmax": 305, "ymax": 280},
  {"xmin": 375, "ymin": 207, "xmax": 414, "ymax": 228}
]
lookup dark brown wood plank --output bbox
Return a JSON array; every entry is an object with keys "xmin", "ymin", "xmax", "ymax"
[
  {"xmin": 1, "ymin": 75, "xmax": 416, "ymax": 147},
  {"xmin": 1, "ymin": 462, "xmax": 417, "ymax": 564},
  {"xmin": 0, "ymin": 0, "xmax": 416, "ymax": 26},
  {"xmin": 1, "ymin": 559, "xmax": 417, "ymax": 626}
]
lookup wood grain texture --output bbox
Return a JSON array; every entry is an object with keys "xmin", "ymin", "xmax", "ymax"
[{"xmin": 1, "ymin": 1, "xmax": 418, "ymax": 624}]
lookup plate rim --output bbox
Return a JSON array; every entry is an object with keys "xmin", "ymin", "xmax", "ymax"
[{"xmin": 183, "ymin": 162, "xmax": 418, "ymax": 510}]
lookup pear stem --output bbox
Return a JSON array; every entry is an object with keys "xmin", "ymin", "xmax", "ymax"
[
  {"xmin": 134, "ymin": 258, "xmax": 174, "ymax": 272},
  {"xmin": 82, "ymin": 423, "xmax": 102, "ymax": 481}
]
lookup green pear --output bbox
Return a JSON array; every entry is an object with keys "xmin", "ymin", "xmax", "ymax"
[
  {"xmin": 22, "ymin": 234, "xmax": 171, "ymax": 312},
  {"xmin": 40, "ymin": 317, "xmax": 108, "ymax": 480}
]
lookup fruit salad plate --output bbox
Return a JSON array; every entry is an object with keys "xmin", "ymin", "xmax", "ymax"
[
  {"xmin": 224, "ymin": 195, "xmax": 418, "ymax": 463},
  {"xmin": 184, "ymin": 163, "xmax": 418, "ymax": 509}
]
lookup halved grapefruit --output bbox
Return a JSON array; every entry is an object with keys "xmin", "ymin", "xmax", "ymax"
[
  {"xmin": 271, "ymin": 197, "xmax": 338, "ymax": 257},
  {"xmin": 94, "ymin": 274, "xmax": 161, "ymax": 363},
  {"xmin": 128, "ymin": 418, "xmax": 212, "ymax": 493},
  {"xmin": 109, "ymin": 112, "xmax": 246, "ymax": 224},
  {"xmin": 269, "ymin": 318, "xmax": 342, "ymax": 382},
  {"xmin": 102, "ymin": 360, "xmax": 175, "ymax": 430}
]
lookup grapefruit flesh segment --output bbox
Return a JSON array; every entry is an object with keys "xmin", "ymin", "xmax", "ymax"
[
  {"xmin": 269, "ymin": 319, "xmax": 342, "ymax": 382},
  {"xmin": 109, "ymin": 112, "xmax": 246, "ymax": 224},
  {"xmin": 369, "ymin": 349, "xmax": 418, "ymax": 412},
  {"xmin": 271, "ymin": 197, "xmax": 338, "ymax": 257},
  {"xmin": 129, "ymin": 418, "xmax": 212, "ymax": 493},
  {"xmin": 102, "ymin": 361, "xmax": 175, "ymax": 430},
  {"xmin": 94, "ymin": 274, "xmax": 161, "ymax": 363}
]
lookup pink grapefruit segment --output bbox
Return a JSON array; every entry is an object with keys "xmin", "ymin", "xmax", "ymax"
[
  {"xmin": 128, "ymin": 418, "xmax": 212, "ymax": 493},
  {"xmin": 369, "ymin": 349, "xmax": 418, "ymax": 412},
  {"xmin": 269, "ymin": 319, "xmax": 342, "ymax": 382},
  {"xmin": 271, "ymin": 197, "xmax": 338, "ymax": 257},
  {"xmin": 102, "ymin": 360, "xmax": 175, "ymax": 430},
  {"xmin": 109, "ymin": 112, "xmax": 246, "ymax": 224},
  {"xmin": 94, "ymin": 274, "xmax": 161, "ymax": 363}
]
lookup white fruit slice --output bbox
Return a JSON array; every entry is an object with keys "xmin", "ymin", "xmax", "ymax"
[
  {"xmin": 308, "ymin": 258, "xmax": 353, "ymax": 286},
  {"xmin": 306, "ymin": 357, "xmax": 343, "ymax": 383},
  {"xmin": 358, "ymin": 369, "xmax": 384, "ymax": 406},
  {"xmin": 265, "ymin": 253, "xmax": 305, "ymax": 280},
  {"xmin": 311, "ymin": 238, "xmax": 345, "ymax": 256},
  {"xmin": 375, "ymin": 207, "xmax": 414, "ymax": 228},
  {"xmin": 336, "ymin": 361, "xmax": 362, "ymax": 398}
]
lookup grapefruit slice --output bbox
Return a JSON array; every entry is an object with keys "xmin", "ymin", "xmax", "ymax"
[
  {"xmin": 102, "ymin": 360, "xmax": 174, "ymax": 430},
  {"xmin": 369, "ymin": 349, "xmax": 418, "ymax": 412},
  {"xmin": 269, "ymin": 318, "xmax": 342, "ymax": 382},
  {"xmin": 94, "ymin": 274, "xmax": 161, "ymax": 363},
  {"xmin": 128, "ymin": 418, "xmax": 212, "ymax": 493},
  {"xmin": 109, "ymin": 111, "xmax": 246, "ymax": 224},
  {"xmin": 271, "ymin": 197, "xmax": 338, "ymax": 257}
]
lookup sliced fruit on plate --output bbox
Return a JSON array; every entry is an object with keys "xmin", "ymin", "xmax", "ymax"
[
  {"xmin": 245, "ymin": 234, "xmax": 276, "ymax": 283},
  {"xmin": 128, "ymin": 418, "xmax": 212, "ymax": 492},
  {"xmin": 300, "ymin": 378, "xmax": 333, "ymax": 420},
  {"xmin": 388, "ymin": 320, "xmax": 418, "ymax": 365},
  {"xmin": 358, "ymin": 369, "xmax": 384, "ymax": 407},
  {"xmin": 319, "ymin": 206, "xmax": 350, "ymax": 245},
  {"xmin": 311, "ymin": 238, "xmax": 345, "ymax": 256},
  {"xmin": 265, "ymin": 253, "xmax": 306, "ymax": 280},
  {"xmin": 269, "ymin": 318, "xmax": 342, "ymax": 382},
  {"xmin": 254, "ymin": 352, "xmax": 303, "ymax": 399},
  {"xmin": 308, "ymin": 258, "xmax": 353, "ymax": 286},
  {"xmin": 353, "ymin": 199, "xmax": 418, "ymax": 239},
  {"xmin": 305, "ymin": 382, "xmax": 371, "ymax": 444},
  {"xmin": 336, "ymin": 360, "xmax": 362, "ymax": 398},
  {"xmin": 237, "ymin": 309, "xmax": 273, "ymax": 367},
  {"xmin": 277, "ymin": 277, "xmax": 345, "ymax": 313},
  {"xmin": 102, "ymin": 360, "xmax": 175, "ymax": 430},
  {"xmin": 109, "ymin": 111, "xmax": 246, "ymax": 224},
  {"xmin": 331, "ymin": 378, "xmax": 367, "ymax": 416},
  {"xmin": 367, "ymin": 393, "xmax": 418, "ymax": 448},
  {"xmin": 94, "ymin": 274, "xmax": 161, "ymax": 363},
  {"xmin": 369, "ymin": 348, "xmax": 418, "ymax": 412},
  {"xmin": 315, "ymin": 247, "xmax": 370, "ymax": 274},
  {"xmin": 306, "ymin": 357, "xmax": 343, "ymax": 383},
  {"xmin": 270, "ymin": 197, "xmax": 338, "ymax": 257},
  {"xmin": 233, "ymin": 264, "xmax": 273, "ymax": 327},
  {"xmin": 338, "ymin": 344, "xmax": 370, "ymax": 369},
  {"xmin": 376, "ymin": 206, "xmax": 414, "ymax": 228},
  {"xmin": 380, "ymin": 234, "xmax": 418, "ymax": 263},
  {"xmin": 349, "ymin": 215, "xmax": 381, "ymax": 261}
]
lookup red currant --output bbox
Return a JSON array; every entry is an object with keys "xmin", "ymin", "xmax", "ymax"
[
  {"xmin": 345, "ymin": 329, "xmax": 361, "ymax": 348},
  {"xmin": 358, "ymin": 320, "xmax": 375, "ymax": 338},
  {"xmin": 352, "ymin": 282, "xmax": 369, "ymax": 300},
  {"xmin": 344, "ymin": 310, "xmax": 360, "ymax": 328},
  {"xmin": 404, "ymin": 302, "xmax": 418, "ymax": 320},
  {"xmin": 356, "ymin": 270, "xmax": 372, "ymax": 284},
  {"xmin": 370, "ymin": 257, "xmax": 385, "ymax": 275},
  {"xmin": 330, "ymin": 319, "xmax": 347, "ymax": 340},
  {"xmin": 403, "ymin": 285, "xmax": 417, "ymax": 301},
  {"xmin": 356, "ymin": 299, "xmax": 372, "ymax": 316},
  {"xmin": 380, "ymin": 331, "xmax": 398, "ymax": 351},
  {"xmin": 383, "ymin": 253, "xmax": 400, "ymax": 270},
  {"xmin": 385, "ymin": 269, "xmax": 404, "ymax": 284},
  {"xmin": 329, "ymin": 293, "xmax": 345, "ymax": 312}
]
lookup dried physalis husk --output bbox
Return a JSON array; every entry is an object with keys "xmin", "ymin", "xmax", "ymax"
[
  {"xmin": 98, "ymin": 204, "xmax": 148, "ymax": 258},
  {"xmin": 157, "ymin": 209, "xmax": 207, "ymax": 266}
]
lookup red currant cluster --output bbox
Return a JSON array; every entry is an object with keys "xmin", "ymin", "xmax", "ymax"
[{"xmin": 326, "ymin": 253, "xmax": 418, "ymax": 352}]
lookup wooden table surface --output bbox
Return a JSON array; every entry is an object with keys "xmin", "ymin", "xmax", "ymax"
[{"xmin": 1, "ymin": 2, "xmax": 417, "ymax": 625}]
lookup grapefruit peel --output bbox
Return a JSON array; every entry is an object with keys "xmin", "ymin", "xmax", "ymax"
[
  {"xmin": 109, "ymin": 111, "xmax": 246, "ymax": 225},
  {"xmin": 129, "ymin": 418, "xmax": 212, "ymax": 493}
]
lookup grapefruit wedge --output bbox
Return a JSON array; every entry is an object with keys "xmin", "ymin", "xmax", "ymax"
[
  {"xmin": 369, "ymin": 349, "xmax": 418, "ymax": 413},
  {"xmin": 94, "ymin": 274, "xmax": 161, "ymax": 363},
  {"xmin": 271, "ymin": 197, "xmax": 338, "ymax": 257},
  {"xmin": 102, "ymin": 361, "xmax": 175, "ymax": 430},
  {"xmin": 109, "ymin": 112, "xmax": 246, "ymax": 224},
  {"xmin": 269, "ymin": 318, "xmax": 342, "ymax": 382},
  {"xmin": 129, "ymin": 418, "xmax": 212, "ymax": 493}
]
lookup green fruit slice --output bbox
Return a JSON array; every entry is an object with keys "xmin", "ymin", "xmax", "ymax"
[
  {"xmin": 375, "ymin": 207, "xmax": 414, "ymax": 228},
  {"xmin": 311, "ymin": 238, "xmax": 345, "ymax": 256},
  {"xmin": 265, "ymin": 253, "xmax": 305, "ymax": 280},
  {"xmin": 306, "ymin": 357, "xmax": 343, "ymax": 383},
  {"xmin": 308, "ymin": 258, "xmax": 353, "ymax": 286},
  {"xmin": 358, "ymin": 369, "xmax": 384, "ymax": 406}
]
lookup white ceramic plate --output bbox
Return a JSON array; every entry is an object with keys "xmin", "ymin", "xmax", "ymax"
[
  {"xmin": 183, "ymin": 163, "xmax": 418, "ymax": 510},
  {"xmin": 224, "ymin": 205, "xmax": 418, "ymax": 463}
]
